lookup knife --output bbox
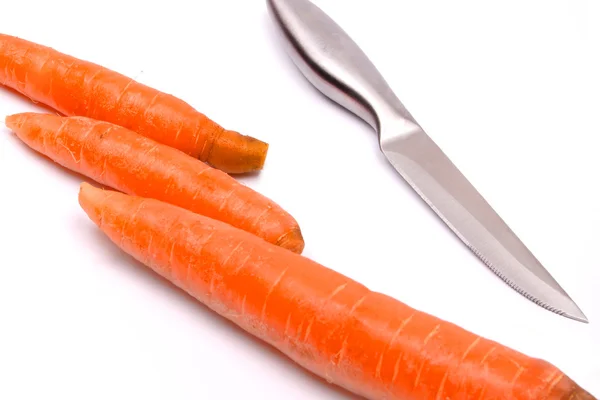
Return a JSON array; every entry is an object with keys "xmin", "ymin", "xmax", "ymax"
[{"xmin": 266, "ymin": 0, "xmax": 588, "ymax": 323}]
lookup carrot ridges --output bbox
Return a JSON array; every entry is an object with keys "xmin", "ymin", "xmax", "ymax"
[
  {"xmin": 6, "ymin": 112, "xmax": 304, "ymax": 253},
  {"xmin": 76, "ymin": 183, "xmax": 597, "ymax": 400},
  {"xmin": 0, "ymin": 33, "xmax": 269, "ymax": 173}
]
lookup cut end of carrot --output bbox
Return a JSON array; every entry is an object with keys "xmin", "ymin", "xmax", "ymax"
[
  {"xmin": 206, "ymin": 129, "xmax": 269, "ymax": 174},
  {"xmin": 276, "ymin": 226, "xmax": 305, "ymax": 254},
  {"xmin": 570, "ymin": 386, "xmax": 597, "ymax": 400},
  {"xmin": 549, "ymin": 375, "xmax": 597, "ymax": 400}
]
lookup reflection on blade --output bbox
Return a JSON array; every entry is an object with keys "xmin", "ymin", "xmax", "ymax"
[{"xmin": 381, "ymin": 128, "xmax": 587, "ymax": 323}]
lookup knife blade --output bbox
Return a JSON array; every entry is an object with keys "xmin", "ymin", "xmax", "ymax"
[{"xmin": 266, "ymin": 0, "xmax": 588, "ymax": 323}]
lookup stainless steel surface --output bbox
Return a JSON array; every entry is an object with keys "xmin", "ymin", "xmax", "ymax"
[{"xmin": 266, "ymin": 0, "xmax": 588, "ymax": 323}]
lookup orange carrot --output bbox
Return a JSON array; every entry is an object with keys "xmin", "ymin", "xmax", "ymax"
[
  {"xmin": 7, "ymin": 112, "xmax": 303, "ymax": 253},
  {"xmin": 0, "ymin": 33, "xmax": 267, "ymax": 174},
  {"xmin": 78, "ymin": 182, "xmax": 594, "ymax": 400}
]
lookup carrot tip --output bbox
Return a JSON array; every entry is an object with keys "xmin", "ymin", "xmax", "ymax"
[
  {"xmin": 78, "ymin": 182, "xmax": 111, "ymax": 224},
  {"xmin": 5, "ymin": 112, "xmax": 46, "ymax": 132},
  {"xmin": 78, "ymin": 181, "xmax": 94, "ymax": 202},
  {"xmin": 5, "ymin": 114, "xmax": 20, "ymax": 131}
]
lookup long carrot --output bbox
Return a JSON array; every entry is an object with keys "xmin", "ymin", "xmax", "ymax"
[
  {"xmin": 5, "ymin": 112, "xmax": 304, "ymax": 253},
  {"xmin": 77, "ymin": 182, "xmax": 594, "ymax": 400},
  {"xmin": 0, "ymin": 33, "xmax": 267, "ymax": 174}
]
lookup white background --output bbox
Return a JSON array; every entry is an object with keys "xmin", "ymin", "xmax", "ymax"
[{"xmin": 1, "ymin": 0, "xmax": 599, "ymax": 399}]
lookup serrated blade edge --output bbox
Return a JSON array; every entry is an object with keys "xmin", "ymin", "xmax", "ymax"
[{"xmin": 381, "ymin": 128, "xmax": 587, "ymax": 323}]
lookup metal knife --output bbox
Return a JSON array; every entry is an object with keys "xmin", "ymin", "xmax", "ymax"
[{"xmin": 266, "ymin": 0, "xmax": 588, "ymax": 323}]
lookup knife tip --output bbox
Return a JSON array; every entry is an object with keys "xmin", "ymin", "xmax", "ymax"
[
  {"xmin": 563, "ymin": 306, "xmax": 589, "ymax": 324},
  {"xmin": 569, "ymin": 314, "xmax": 589, "ymax": 324}
]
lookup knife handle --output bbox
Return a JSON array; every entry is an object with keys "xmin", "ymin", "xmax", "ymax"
[{"xmin": 266, "ymin": 0, "xmax": 417, "ymax": 135}]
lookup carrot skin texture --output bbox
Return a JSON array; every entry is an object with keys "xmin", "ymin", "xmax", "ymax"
[
  {"xmin": 78, "ymin": 183, "xmax": 595, "ymax": 400},
  {"xmin": 6, "ymin": 113, "xmax": 303, "ymax": 253},
  {"xmin": 0, "ymin": 33, "xmax": 267, "ymax": 173}
]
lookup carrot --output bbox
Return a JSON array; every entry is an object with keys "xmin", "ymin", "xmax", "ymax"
[
  {"xmin": 77, "ymin": 182, "xmax": 594, "ymax": 400},
  {"xmin": 0, "ymin": 33, "xmax": 267, "ymax": 174},
  {"xmin": 5, "ymin": 112, "xmax": 303, "ymax": 253}
]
